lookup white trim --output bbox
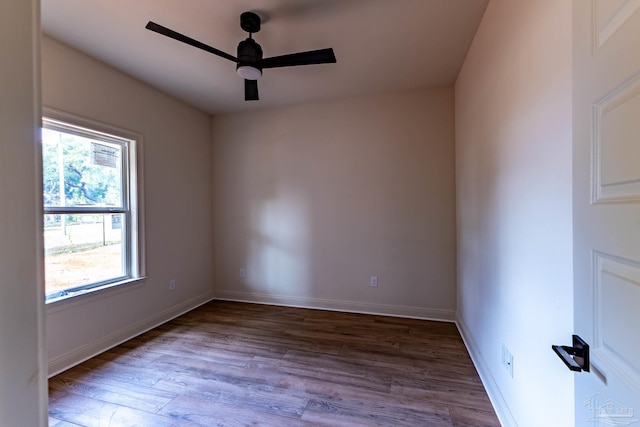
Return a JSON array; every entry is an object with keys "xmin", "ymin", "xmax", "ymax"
[
  {"xmin": 456, "ymin": 316, "xmax": 517, "ymax": 427},
  {"xmin": 213, "ymin": 290, "xmax": 456, "ymax": 322},
  {"xmin": 32, "ymin": 1, "xmax": 48, "ymax": 424},
  {"xmin": 47, "ymin": 291, "xmax": 214, "ymax": 377},
  {"xmin": 42, "ymin": 107, "xmax": 143, "ymax": 144},
  {"xmin": 46, "ymin": 277, "xmax": 147, "ymax": 312}
]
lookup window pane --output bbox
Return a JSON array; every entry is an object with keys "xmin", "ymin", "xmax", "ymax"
[
  {"xmin": 44, "ymin": 213, "xmax": 126, "ymax": 296},
  {"xmin": 42, "ymin": 112, "xmax": 141, "ymax": 303},
  {"xmin": 42, "ymin": 128, "xmax": 123, "ymax": 209}
]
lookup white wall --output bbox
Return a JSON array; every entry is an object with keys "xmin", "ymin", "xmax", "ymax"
[
  {"xmin": 455, "ymin": 0, "xmax": 574, "ymax": 426},
  {"xmin": 212, "ymin": 87, "xmax": 457, "ymax": 319},
  {"xmin": 0, "ymin": 0, "xmax": 47, "ymax": 425},
  {"xmin": 41, "ymin": 36, "xmax": 214, "ymax": 374}
]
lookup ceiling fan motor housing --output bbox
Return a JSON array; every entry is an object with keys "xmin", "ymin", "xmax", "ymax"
[{"xmin": 237, "ymin": 38, "xmax": 263, "ymax": 79}]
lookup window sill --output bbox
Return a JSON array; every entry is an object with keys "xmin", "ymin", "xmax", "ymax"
[{"xmin": 46, "ymin": 277, "xmax": 147, "ymax": 314}]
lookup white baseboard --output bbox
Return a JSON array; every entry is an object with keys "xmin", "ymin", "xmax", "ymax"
[
  {"xmin": 213, "ymin": 290, "xmax": 456, "ymax": 322},
  {"xmin": 47, "ymin": 291, "xmax": 215, "ymax": 377},
  {"xmin": 456, "ymin": 317, "xmax": 518, "ymax": 427}
]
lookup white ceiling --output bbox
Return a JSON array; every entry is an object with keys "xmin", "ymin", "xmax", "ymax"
[{"xmin": 41, "ymin": 0, "xmax": 488, "ymax": 115}]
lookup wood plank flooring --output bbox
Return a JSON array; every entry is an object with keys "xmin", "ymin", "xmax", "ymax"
[{"xmin": 48, "ymin": 301, "xmax": 500, "ymax": 426}]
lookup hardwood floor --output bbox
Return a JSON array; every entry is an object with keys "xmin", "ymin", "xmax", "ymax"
[{"xmin": 48, "ymin": 301, "xmax": 500, "ymax": 426}]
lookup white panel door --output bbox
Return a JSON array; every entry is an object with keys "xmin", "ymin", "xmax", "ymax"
[{"xmin": 574, "ymin": 1, "xmax": 640, "ymax": 425}]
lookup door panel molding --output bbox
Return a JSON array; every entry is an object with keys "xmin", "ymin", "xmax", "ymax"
[
  {"xmin": 591, "ymin": 71, "xmax": 640, "ymax": 203},
  {"xmin": 593, "ymin": 0, "xmax": 640, "ymax": 50},
  {"xmin": 592, "ymin": 250, "xmax": 640, "ymax": 393}
]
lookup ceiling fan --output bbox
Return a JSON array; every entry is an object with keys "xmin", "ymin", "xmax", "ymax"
[{"xmin": 145, "ymin": 11, "xmax": 337, "ymax": 101}]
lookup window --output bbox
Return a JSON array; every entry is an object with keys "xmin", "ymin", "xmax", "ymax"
[{"xmin": 42, "ymin": 110, "xmax": 144, "ymax": 302}]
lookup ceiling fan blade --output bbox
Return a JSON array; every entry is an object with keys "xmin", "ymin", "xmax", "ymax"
[
  {"xmin": 261, "ymin": 48, "xmax": 336, "ymax": 69},
  {"xmin": 245, "ymin": 79, "xmax": 259, "ymax": 101},
  {"xmin": 145, "ymin": 21, "xmax": 237, "ymax": 63}
]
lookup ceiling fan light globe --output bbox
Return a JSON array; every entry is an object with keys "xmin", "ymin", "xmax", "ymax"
[{"xmin": 237, "ymin": 66, "xmax": 262, "ymax": 80}]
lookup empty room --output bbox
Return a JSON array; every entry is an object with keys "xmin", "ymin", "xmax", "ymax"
[{"xmin": 2, "ymin": 1, "xmax": 639, "ymax": 426}]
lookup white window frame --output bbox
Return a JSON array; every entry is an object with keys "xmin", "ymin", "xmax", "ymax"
[{"xmin": 43, "ymin": 108, "xmax": 145, "ymax": 303}]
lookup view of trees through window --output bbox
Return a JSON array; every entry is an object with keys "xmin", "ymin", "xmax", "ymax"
[{"xmin": 42, "ymin": 123, "xmax": 129, "ymax": 298}]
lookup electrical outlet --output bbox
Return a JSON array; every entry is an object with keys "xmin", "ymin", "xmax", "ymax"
[
  {"xmin": 370, "ymin": 276, "xmax": 378, "ymax": 287},
  {"xmin": 239, "ymin": 268, "xmax": 246, "ymax": 279},
  {"xmin": 169, "ymin": 279, "xmax": 176, "ymax": 291},
  {"xmin": 502, "ymin": 345, "xmax": 514, "ymax": 378}
]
